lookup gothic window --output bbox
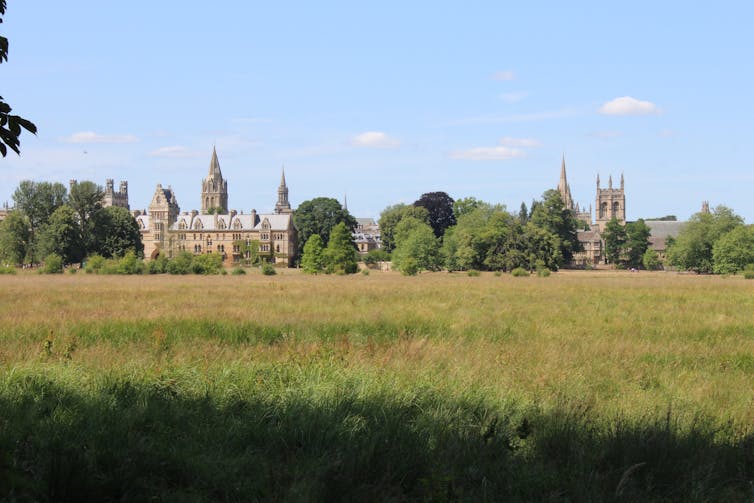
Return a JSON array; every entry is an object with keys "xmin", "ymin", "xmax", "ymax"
[
  {"xmin": 207, "ymin": 238, "xmax": 213, "ymax": 246},
  {"xmin": 276, "ymin": 244, "xmax": 280, "ymax": 253},
  {"xmin": 600, "ymin": 202, "xmax": 607, "ymax": 218},
  {"xmin": 612, "ymin": 202, "xmax": 620, "ymax": 216}
]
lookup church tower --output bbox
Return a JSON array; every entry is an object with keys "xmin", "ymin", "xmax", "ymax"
[
  {"xmin": 595, "ymin": 173, "xmax": 626, "ymax": 232},
  {"xmin": 557, "ymin": 154, "xmax": 574, "ymax": 211},
  {"xmin": 201, "ymin": 146, "xmax": 228, "ymax": 214},
  {"xmin": 274, "ymin": 167, "xmax": 292, "ymax": 214}
]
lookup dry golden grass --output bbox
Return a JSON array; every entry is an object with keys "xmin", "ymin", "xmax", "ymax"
[{"xmin": 1, "ymin": 269, "xmax": 753, "ymax": 429}]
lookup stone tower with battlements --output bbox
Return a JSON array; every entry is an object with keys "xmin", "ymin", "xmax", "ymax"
[
  {"xmin": 201, "ymin": 146, "xmax": 228, "ymax": 214},
  {"xmin": 595, "ymin": 173, "xmax": 625, "ymax": 232},
  {"xmin": 102, "ymin": 179, "xmax": 130, "ymax": 210}
]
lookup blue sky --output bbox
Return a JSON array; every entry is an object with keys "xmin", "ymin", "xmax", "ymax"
[{"xmin": 2, "ymin": 1, "xmax": 753, "ymax": 221}]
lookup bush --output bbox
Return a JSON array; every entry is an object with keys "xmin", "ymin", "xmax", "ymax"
[
  {"xmin": 167, "ymin": 252, "xmax": 194, "ymax": 275},
  {"xmin": 511, "ymin": 267, "xmax": 529, "ymax": 277},
  {"xmin": 743, "ymin": 264, "xmax": 754, "ymax": 280},
  {"xmin": 361, "ymin": 268, "xmax": 370, "ymax": 276},
  {"xmin": 467, "ymin": 269, "xmax": 480, "ymax": 277},
  {"xmin": 362, "ymin": 249, "xmax": 390, "ymax": 267},
  {"xmin": 85, "ymin": 254, "xmax": 107, "ymax": 274},
  {"xmin": 231, "ymin": 266, "xmax": 246, "ymax": 275},
  {"xmin": 537, "ymin": 268, "xmax": 551, "ymax": 277},
  {"xmin": 261, "ymin": 262, "xmax": 277, "ymax": 276},
  {"xmin": 400, "ymin": 258, "xmax": 419, "ymax": 276},
  {"xmin": 191, "ymin": 253, "xmax": 224, "ymax": 275},
  {"xmin": 68, "ymin": 267, "xmax": 77, "ymax": 275},
  {"xmin": 41, "ymin": 254, "xmax": 64, "ymax": 274},
  {"xmin": 0, "ymin": 265, "xmax": 17, "ymax": 275},
  {"xmin": 147, "ymin": 254, "xmax": 169, "ymax": 274},
  {"xmin": 494, "ymin": 270, "xmax": 502, "ymax": 277},
  {"xmin": 116, "ymin": 251, "xmax": 145, "ymax": 275}
]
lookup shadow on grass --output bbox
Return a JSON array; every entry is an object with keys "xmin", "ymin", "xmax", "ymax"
[{"xmin": 0, "ymin": 375, "xmax": 752, "ymax": 502}]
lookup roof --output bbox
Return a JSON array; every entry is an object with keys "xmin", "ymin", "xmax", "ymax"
[
  {"xmin": 168, "ymin": 212, "xmax": 292, "ymax": 232},
  {"xmin": 645, "ymin": 220, "xmax": 686, "ymax": 239}
]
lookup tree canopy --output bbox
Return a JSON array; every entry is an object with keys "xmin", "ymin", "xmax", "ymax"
[
  {"xmin": 293, "ymin": 197, "xmax": 356, "ymax": 260},
  {"xmin": 378, "ymin": 204, "xmax": 429, "ymax": 253},
  {"xmin": 0, "ymin": 0, "xmax": 37, "ymax": 157},
  {"xmin": 666, "ymin": 205, "xmax": 743, "ymax": 273},
  {"xmin": 414, "ymin": 191, "xmax": 456, "ymax": 239}
]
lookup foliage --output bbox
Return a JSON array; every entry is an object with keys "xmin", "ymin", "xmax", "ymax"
[
  {"xmin": 536, "ymin": 267, "xmax": 551, "ymax": 277},
  {"xmin": 84, "ymin": 254, "xmax": 107, "ymax": 274},
  {"xmin": 293, "ymin": 197, "xmax": 356, "ymax": 259},
  {"xmin": 116, "ymin": 250, "xmax": 145, "ymax": 275},
  {"xmin": 466, "ymin": 269, "xmax": 480, "ymax": 277},
  {"xmin": 624, "ymin": 219, "xmax": 652, "ymax": 268},
  {"xmin": 529, "ymin": 189, "xmax": 580, "ymax": 263},
  {"xmin": 378, "ymin": 203, "xmax": 429, "ymax": 253},
  {"xmin": 712, "ymin": 225, "xmax": 754, "ymax": 274},
  {"xmin": 147, "ymin": 254, "xmax": 169, "ymax": 274},
  {"xmin": 191, "ymin": 252, "xmax": 224, "ymax": 275},
  {"xmin": 231, "ymin": 266, "xmax": 246, "ymax": 275},
  {"xmin": 0, "ymin": 1, "xmax": 37, "ymax": 157},
  {"xmin": 41, "ymin": 253, "xmax": 63, "ymax": 274},
  {"xmin": 261, "ymin": 262, "xmax": 277, "ymax": 275},
  {"xmin": 39, "ymin": 205, "xmax": 82, "ymax": 265},
  {"xmin": 0, "ymin": 264, "xmax": 15, "ymax": 274},
  {"xmin": 743, "ymin": 265, "xmax": 754, "ymax": 280},
  {"xmin": 642, "ymin": 248, "xmax": 662, "ymax": 271},
  {"xmin": 166, "ymin": 251, "xmax": 193, "ymax": 275},
  {"xmin": 453, "ymin": 196, "xmax": 483, "ymax": 220},
  {"xmin": 0, "ymin": 210, "xmax": 28, "ymax": 264},
  {"xmin": 603, "ymin": 218, "xmax": 627, "ymax": 266},
  {"xmin": 360, "ymin": 268, "xmax": 369, "ymax": 276},
  {"xmin": 414, "ymin": 191, "xmax": 456, "ymax": 238},
  {"xmin": 362, "ymin": 248, "xmax": 390, "ymax": 267},
  {"xmin": 68, "ymin": 181, "xmax": 105, "ymax": 261},
  {"xmin": 323, "ymin": 222, "xmax": 358, "ymax": 274},
  {"xmin": 511, "ymin": 267, "xmax": 529, "ymax": 277},
  {"xmin": 666, "ymin": 205, "xmax": 743, "ymax": 273},
  {"xmin": 399, "ymin": 257, "xmax": 419, "ymax": 276},
  {"xmin": 11, "ymin": 181, "xmax": 67, "ymax": 263},
  {"xmin": 301, "ymin": 234, "xmax": 325, "ymax": 274},
  {"xmin": 97, "ymin": 206, "xmax": 144, "ymax": 259},
  {"xmin": 391, "ymin": 218, "xmax": 441, "ymax": 274},
  {"xmin": 234, "ymin": 239, "xmax": 260, "ymax": 266}
]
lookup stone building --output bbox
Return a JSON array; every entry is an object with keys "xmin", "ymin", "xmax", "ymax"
[
  {"xmin": 136, "ymin": 148, "xmax": 297, "ymax": 266},
  {"xmin": 353, "ymin": 217, "xmax": 381, "ymax": 253},
  {"xmin": 103, "ymin": 179, "xmax": 130, "ymax": 209},
  {"xmin": 595, "ymin": 173, "xmax": 626, "ymax": 232}
]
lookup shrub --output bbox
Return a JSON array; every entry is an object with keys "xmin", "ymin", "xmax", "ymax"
[
  {"xmin": 467, "ymin": 269, "xmax": 480, "ymax": 277},
  {"xmin": 743, "ymin": 264, "xmax": 754, "ymax": 280},
  {"xmin": 400, "ymin": 257, "xmax": 419, "ymax": 276},
  {"xmin": 494, "ymin": 270, "xmax": 502, "ymax": 277},
  {"xmin": 167, "ymin": 252, "xmax": 194, "ymax": 275},
  {"xmin": 191, "ymin": 253, "xmax": 224, "ymax": 275},
  {"xmin": 68, "ymin": 267, "xmax": 77, "ymax": 275},
  {"xmin": 361, "ymin": 268, "xmax": 370, "ymax": 276},
  {"xmin": 0, "ymin": 265, "xmax": 16, "ymax": 275},
  {"xmin": 148, "ymin": 254, "xmax": 169, "ymax": 274},
  {"xmin": 41, "ymin": 254, "xmax": 64, "ymax": 274},
  {"xmin": 511, "ymin": 267, "xmax": 529, "ymax": 277},
  {"xmin": 261, "ymin": 262, "xmax": 277, "ymax": 276},
  {"xmin": 231, "ymin": 266, "xmax": 246, "ymax": 275},
  {"xmin": 116, "ymin": 251, "xmax": 145, "ymax": 275},
  {"xmin": 85, "ymin": 254, "xmax": 107, "ymax": 274},
  {"xmin": 363, "ymin": 249, "xmax": 390, "ymax": 268},
  {"xmin": 537, "ymin": 268, "xmax": 551, "ymax": 277}
]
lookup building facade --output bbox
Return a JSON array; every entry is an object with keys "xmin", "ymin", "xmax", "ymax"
[{"xmin": 136, "ymin": 148, "xmax": 297, "ymax": 266}]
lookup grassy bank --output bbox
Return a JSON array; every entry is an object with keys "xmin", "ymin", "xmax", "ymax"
[{"xmin": 0, "ymin": 271, "xmax": 752, "ymax": 500}]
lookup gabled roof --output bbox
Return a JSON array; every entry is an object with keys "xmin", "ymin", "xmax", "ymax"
[{"xmin": 168, "ymin": 212, "xmax": 292, "ymax": 232}]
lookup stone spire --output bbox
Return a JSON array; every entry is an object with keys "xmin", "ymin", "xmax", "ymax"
[
  {"xmin": 274, "ymin": 166, "xmax": 292, "ymax": 214},
  {"xmin": 701, "ymin": 201, "xmax": 710, "ymax": 214},
  {"xmin": 596, "ymin": 174, "xmax": 600, "ymax": 188},
  {"xmin": 557, "ymin": 154, "xmax": 574, "ymax": 210},
  {"xmin": 620, "ymin": 172, "xmax": 624, "ymax": 190},
  {"xmin": 201, "ymin": 146, "xmax": 228, "ymax": 214},
  {"xmin": 608, "ymin": 175, "xmax": 613, "ymax": 189}
]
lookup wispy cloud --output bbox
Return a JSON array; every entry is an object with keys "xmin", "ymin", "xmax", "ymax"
[
  {"xmin": 599, "ymin": 96, "xmax": 660, "ymax": 116},
  {"xmin": 450, "ymin": 146, "xmax": 525, "ymax": 161},
  {"xmin": 500, "ymin": 137, "xmax": 542, "ymax": 147},
  {"xmin": 63, "ymin": 131, "xmax": 138, "ymax": 144},
  {"xmin": 491, "ymin": 70, "xmax": 515, "ymax": 81},
  {"xmin": 149, "ymin": 146, "xmax": 204, "ymax": 158},
  {"xmin": 351, "ymin": 131, "xmax": 400, "ymax": 149},
  {"xmin": 499, "ymin": 91, "xmax": 529, "ymax": 103}
]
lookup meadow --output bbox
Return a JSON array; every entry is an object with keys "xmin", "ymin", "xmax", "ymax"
[{"xmin": 0, "ymin": 270, "xmax": 752, "ymax": 501}]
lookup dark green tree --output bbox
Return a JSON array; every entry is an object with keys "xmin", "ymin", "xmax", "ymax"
[
  {"xmin": 0, "ymin": 0, "xmax": 37, "ymax": 157},
  {"xmin": 529, "ymin": 190, "xmax": 580, "ymax": 263},
  {"xmin": 518, "ymin": 202, "xmax": 529, "ymax": 224},
  {"xmin": 301, "ymin": 234, "xmax": 325, "ymax": 274},
  {"xmin": 0, "ymin": 210, "xmax": 28, "ymax": 264},
  {"xmin": 293, "ymin": 197, "xmax": 356, "ymax": 259},
  {"xmin": 323, "ymin": 222, "xmax": 358, "ymax": 274},
  {"xmin": 68, "ymin": 180, "xmax": 104, "ymax": 260},
  {"xmin": 97, "ymin": 206, "xmax": 144, "ymax": 258},
  {"xmin": 624, "ymin": 219, "xmax": 651, "ymax": 268},
  {"xmin": 39, "ymin": 205, "xmax": 82, "ymax": 265},
  {"xmin": 666, "ymin": 205, "xmax": 743, "ymax": 273},
  {"xmin": 414, "ymin": 191, "xmax": 456, "ymax": 238},
  {"xmin": 378, "ymin": 203, "xmax": 429, "ymax": 253},
  {"xmin": 12, "ymin": 180, "xmax": 67, "ymax": 263},
  {"xmin": 603, "ymin": 217, "xmax": 627, "ymax": 266}
]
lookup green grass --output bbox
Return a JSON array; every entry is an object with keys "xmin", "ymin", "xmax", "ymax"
[{"xmin": 0, "ymin": 271, "xmax": 752, "ymax": 500}]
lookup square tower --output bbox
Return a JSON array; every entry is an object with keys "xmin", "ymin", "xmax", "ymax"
[{"xmin": 595, "ymin": 173, "xmax": 625, "ymax": 232}]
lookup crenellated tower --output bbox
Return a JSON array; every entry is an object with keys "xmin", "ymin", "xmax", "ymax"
[
  {"xmin": 595, "ymin": 172, "xmax": 626, "ymax": 232},
  {"xmin": 201, "ymin": 146, "xmax": 228, "ymax": 214}
]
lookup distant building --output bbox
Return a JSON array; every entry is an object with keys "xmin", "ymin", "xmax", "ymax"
[
  {"xmin": 353, "ymin": 217, "xmax": 381, "ymax": 253},
  {"xmin": 103, "ymin": 179, "xmax": 130, "ymax": 210}
]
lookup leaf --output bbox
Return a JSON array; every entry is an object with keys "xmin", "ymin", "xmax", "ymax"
[
  {"xmin": 0, "ymin": 142, "xmax": 6, "ymax": 157},
  {"xmin": 14, "ymin": 116, "xmax": 36, "ymax": 134}
]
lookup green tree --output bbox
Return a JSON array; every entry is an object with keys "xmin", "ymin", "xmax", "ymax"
[
  {"xmin": 323, "ymin": 222, "xmax": 358, "ymax": 274},
  {"xmin": 11, "ymin": 180, "xmax": 67, "ymax": 263},
  {"xmin": 414, "ymin": 191, "xmax": 456, "ymax": 238},
  {"xmin": 392, "ymin": 218, "xmax": 440, "ymax": 273},
  {"xmin": 624, "ymin": 219, "xmax": 651, "ymax": 268},
  {"xmin": 68, "ymin": 181, "xmax": 104, "ymax": 260},
  {"xmin": 0, "ymin": 0, "xmax": 37, "ymax": 157},
  {"xmin": 39, "ymin": 205, "xmax": 82, "ymax": 265},
  {"xmin": 529, "ymin": 190, "xmax": 580, "ymax": 263},
  {"xmin": 452, "ymin": 197, "xmax": 483, "ymax": 220},
  {"xmin": 712, "ymin": 225, "xmax": 754, "ymax": 274},
  {"xmin": 301, "ymin": 234, "xmax": 325, "ymax": 274},
  {"xmin": 97, "ymin": 206, "xmax": 144, "ymax": 258},
  {"xmin": 642, "ymin": 248, "xmax": 662, "ymax": 271},
  {"xmin": 293, "ymin": 197, "xmax": 356, "ymax": 259},
  {"xmin": 666, "ymin": 205, "xmax": 743, "ymax": 273},
  {"xmin": 378, "ymin": 203, "xmax": 429, "ymax": 253},
  {"xmin": 603, "ymin": 217, "xmax": 627, "ymax": 266},
  {"xmin": 0, "ymin": 210, "xmax": 28, "ymax": 264}
]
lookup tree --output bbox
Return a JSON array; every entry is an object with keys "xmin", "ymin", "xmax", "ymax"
[
  {"xmin": 624, "ymin": 219, "xmax": 651, "ymax": 268},
  {"xmin": 97, "ymin": 206, "xmax": 144, "ymax": 258},
  {"xmin": 392, "ymin": 219, "xmax": 441, "ymax": 274},
  {"xmin": 0, "ymin": 0, "xmax": 37, "ymax": 157},
  {"xmin": 68, "ymin": 181, "xmax": 104, "ymax": 260},
  {"xmin": 414, "ymin": 191, "xmax": 456, "ymax": 238},
  {"xmin": 603, "ymin": 217, "xmax": 627, "ymax": 266},
  {"xmin": 38, "ymin": 205, "xmax": 83, "ymax": 265},
  {"xmin": 642, "ymin": 248, "xmax": 662, "ymax": 271},
  {"xmin": 529, "ymin": 190, "xmax": 580, "ymax": 263},
  {"xmin": 666, "ymin": 205, "xmax": 743, "ymax": 273},
  {"xmin": 323, "ymin": 222, "xmax": 358, "ymax": 274},
  {"xmin": 293, "ymin": 197, "xmax": 356, "ymax": 259},
  {"xmin": 453, "ymin": 197, "xmax": 483, "ymax": 220},
  {"xmin": 378, "ymin": 203, "xmax": 429, "ymax": 253},
  {"xmin": 712, "ymin": 225, "xmax": 754, "ymax": 274},
  {"xmin": 0, "ymin": 210, "xmax": 28, "ymax": 264},
  {"xmin": 301, "ymin": 234, "xmax": 325, "ymax": 274},
  {"xmin": 11, "ymin": 180, "xmax": 67, "ymax": 263}
]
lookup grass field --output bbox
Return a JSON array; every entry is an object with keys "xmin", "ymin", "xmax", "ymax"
[{"xmin": 1, "ymin": 270, "xmax": 752, "ymax": 501}]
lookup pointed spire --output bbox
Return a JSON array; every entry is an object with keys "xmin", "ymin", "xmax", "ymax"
[
  {"xmin": 208, "ymin": 145, "xmax": 222, "ymax": 178},
  {"xmin": 596, "ymin": 173, "xmax": 600, "ymax": 188},
  {"xmin": 344, "ymin": 193, "xmax": 348, "ymax": 211},
  {"xmin": 620, "ymin": 172, "xmax": 624, "ymax": 190},
  {"xmin": 608, "ymin": 175, "xmax": 613, "ymax": 189},
  {"xmin": 279, "ymin": 165, "xmax": 287, "ymax": 188}
]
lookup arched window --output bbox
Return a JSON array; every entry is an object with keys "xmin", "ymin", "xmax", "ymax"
[
  {"xmin": 612, "ymin": 202, "xmax": 620, "ymax": 216},
  {"xmin": 600, "ymin": 202, "xmax": 607, "ymax": 218}
]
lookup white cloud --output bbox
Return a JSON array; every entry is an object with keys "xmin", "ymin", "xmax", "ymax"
[
  {"xmin": 351, "ymin": 131, "xmax": 400, "ymax": 149},
  {"xmin": 491, "ymin": 70, "xmax": 515, "ymax": 81},
  {"xmin": 450, "ymin": 146, "xmax": 525, "ymax": 161},
  {"xmin": 599, "ymin": 96, "xmax": 660, "ymax": 116},
  {"xmin": 500, "ymin": 137, "xmax": 541, "ymax": 147},
  {"xmin": 64, "ymin": 131, "xmax": 138, "ymax": 144},
  {"xmin": 149, "ymin": 146, "xmax": 202, "ymax": 158},
  {"xmin": 499, "ymin": 91, "xmax": 528, "ymax": 103}
]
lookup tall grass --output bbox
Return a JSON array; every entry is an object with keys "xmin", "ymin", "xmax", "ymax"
[{"xmin": 0, "ymin": 271, "xmax": 752, "ymax": 499}]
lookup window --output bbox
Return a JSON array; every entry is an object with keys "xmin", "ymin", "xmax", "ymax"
[{"xmin": 612, "ymin": 202, "xmax": 620, "ymax": 216}]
